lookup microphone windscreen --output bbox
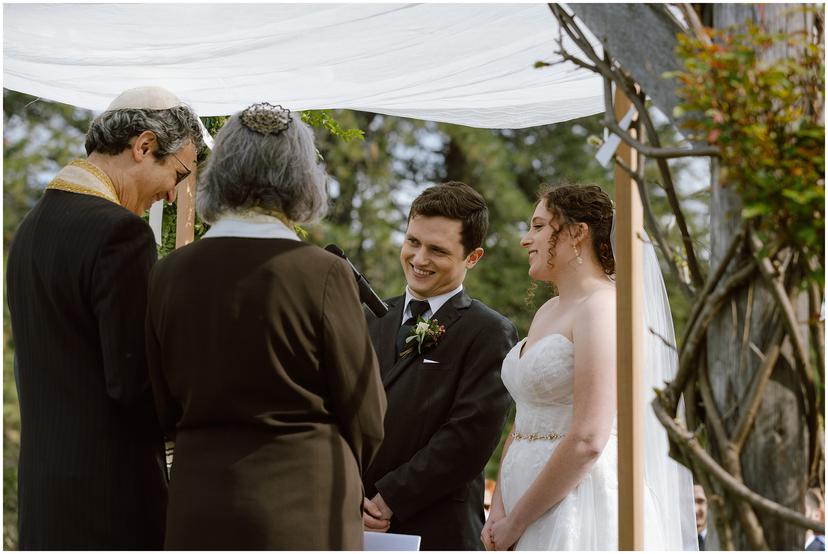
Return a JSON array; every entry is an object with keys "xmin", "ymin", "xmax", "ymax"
[{"xmin": 324, "ymin": 244, "xmax": 346, "ymax": 258}]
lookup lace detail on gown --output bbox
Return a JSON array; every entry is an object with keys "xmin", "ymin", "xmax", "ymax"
[{"xmin": 500, "ymin": 335, "xmax": 619, "ymax": 550}]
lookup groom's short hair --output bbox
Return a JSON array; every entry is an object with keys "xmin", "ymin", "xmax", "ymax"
[{"xmin": 408, "ymin": 181, "xmax": 489, "ymax": 255}]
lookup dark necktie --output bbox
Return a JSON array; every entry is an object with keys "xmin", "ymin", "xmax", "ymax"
[{"xmin": 396, "ymin": 300, "xmax": 430, "ymax": 356}]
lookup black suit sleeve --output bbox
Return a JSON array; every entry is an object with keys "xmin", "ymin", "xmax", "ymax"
[
  {"xmin": 145, "ymin": 262, "xmax": 181, "ymax": 440},
  {"xmin": 322, "ymin": 258, "xmax": 387, "ymax": 473},
  {"xmin": 90, "ymin": 216, "xmax": 161, "ymax": 432},
  {"xmin": 375, "ymin": 316, "xmax": 517, "ymax": 520}
]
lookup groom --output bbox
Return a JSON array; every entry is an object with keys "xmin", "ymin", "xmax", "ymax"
[{"xmin": 362, "ymin": 181, "xmax": 517, "ymax": 550}]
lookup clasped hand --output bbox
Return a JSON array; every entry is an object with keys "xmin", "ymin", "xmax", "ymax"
[
  {"xmin": 482, "ymin": 514, "xmax": 522, "ymax": 551},
  {"xmin": 362, "ymin": 494, "xmax": 392, "ymax": 533}
]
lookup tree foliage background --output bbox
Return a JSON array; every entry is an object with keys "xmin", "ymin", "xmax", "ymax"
[{"xmin": 3, "ymin": 87, "xmax": 704, "ymax": 549}]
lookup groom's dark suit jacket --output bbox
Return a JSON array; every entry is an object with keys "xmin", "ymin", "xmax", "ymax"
[{"xmin": 364, "ymin": 290, "xmax": 517, "ymax": 550}]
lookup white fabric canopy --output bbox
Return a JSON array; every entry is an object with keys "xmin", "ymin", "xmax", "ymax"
[{"xmin": 3, "ymin": 3, "xmax": 603, "ymax": 128}]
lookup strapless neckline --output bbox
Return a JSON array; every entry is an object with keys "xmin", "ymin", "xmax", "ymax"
[{"xmin": 518, "ymin": 333, "xmax": 573, "ymax": 360}]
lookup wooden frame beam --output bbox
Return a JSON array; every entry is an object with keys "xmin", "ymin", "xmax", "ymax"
[
  {"xmin": 614, "ymin": 87, "xmax": 645, "ymax": 550},
  {"xmin": 175, "ymin": 174, "xmax": 196, "ymax": 248}
]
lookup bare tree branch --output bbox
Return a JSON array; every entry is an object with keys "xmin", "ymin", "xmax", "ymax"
[
  {"xmin": 680, "ymin": 222, "xmax": 747, "ymax": 350},
  {"xmin": 682, "ymin": 373, "xmax": 699, "ymax": 432},
  {"xmin": 553, "ymin": 6, "xmax": 713, "ymax": 293},
  {"xmin": 781, "ymin": 253, "xmax": 823, "ymax": 487},
  {"xmin": 632, "ymin": 97, "xmax": 707, "ymax": 289},
  {"xmin": 550, "ymin": 5, "xmax": 714, "ymax": 154},
  {"xmin": 737, "ymin": 281, "xmax": 755, "ymax": 378},
  {"xmin": 732, "ymin": 325, "xmax": 785, "ymax": 452},
  {"xmin": 698, "ymin": 354, "xmax": 765, "ymax": 554},
  {"xmin": 596, "ymin": 76, "xmax": 720, "ymax": 159},
  {"xmin": 649, "ymin": 326, "xmax": 678, "ymax": 352},
  {"xmin": 652, "ymin": 399, "xmax": 826, "ymax": 534},
  {"xmin": 808, "ymin": 277, "xmax": 824, "ymax": 398},
  {"xmin": 717, "ymin": 501, "xmax": 736, "ymax": 550},
  {"xmin": 684, "ymin": 447, "xmax": 736, "ymax": 550},
  {"xmin": 749, "ymin": 233, "xmax": 815, "ymax": 397},
  {"xmin": 554, "ymin": 44, "xmax": 600, "ymax": 73},
  {"xmin": 548, "ymin": 5, "xmax": 601, "ymax": 64},
  {"xmin": 598, "ymin": 37, "xmax": 708, "ymax": 289},
  {"xmin": 671, "ymin": 260, "xmax": 756, "ymax": 412},
  {"xmin": 696, "ymin": 357, "xmax": 730, "ymax": 457},
  {"xmin": 613, "ymin": 153, "xmax": 694, "ymax": 298},
  {"xmin": 591, "ymin": 31, "xmax": 706, "ymax": 291},
  {"xmin": 806, "ymin": 260, "xmax": 825, "ymax": 378},
  {"xmin": 605, "ymin": 118, "xmax": 719, "ymax": 158},
  {"xmin": 677, "ymin": 4, "xmax": 713, "ymax": 46},
  {"xmin": 805, "ymin": 257, "xmax": 824, "ymax": 486}
]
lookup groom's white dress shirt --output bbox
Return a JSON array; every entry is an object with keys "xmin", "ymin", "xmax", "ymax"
[{"xmin": 401, "ymin": 284, "xmax": 463, "ymax": 327}]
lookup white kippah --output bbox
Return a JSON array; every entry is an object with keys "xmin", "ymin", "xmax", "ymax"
[{"xmin": 106, "ymin": 86, "xmax": 182, "ymax": 111}]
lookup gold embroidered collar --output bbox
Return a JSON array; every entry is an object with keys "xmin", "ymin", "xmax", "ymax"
[{"xmin": 46, "ymin": 159, "xmax": 121, "ymax": 205}]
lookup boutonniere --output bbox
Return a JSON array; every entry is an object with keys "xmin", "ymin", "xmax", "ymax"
[{"xmin": 400, "ymin": 317, "xmax": 446, "ymax": 359}]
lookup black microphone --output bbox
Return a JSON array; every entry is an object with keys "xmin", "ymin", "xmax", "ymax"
[{"xmin": 324, "ymin": 244, "xmax": 389, "ymax": 317}]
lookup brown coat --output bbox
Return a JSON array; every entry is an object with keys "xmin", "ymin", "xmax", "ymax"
[{"xmin": 146, "ymin": 237, "xmax": 386, "ymax": 550}]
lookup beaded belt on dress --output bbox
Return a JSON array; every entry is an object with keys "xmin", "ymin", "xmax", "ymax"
[{"xmin": 511, "ymin": 431, "xmax": 565, "ymax": 441}]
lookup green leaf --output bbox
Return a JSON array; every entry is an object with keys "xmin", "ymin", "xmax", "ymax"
[
  {"xmin": 741, "ymin": 204, "xmax": 770, "ymax": 218},
  {"xmin": 301, "ymin": 110, "xmax": 365, "ymax": 142},
  {"xmin": 782, "ymin": 189, "xmax": 816, "ymax": 204}
]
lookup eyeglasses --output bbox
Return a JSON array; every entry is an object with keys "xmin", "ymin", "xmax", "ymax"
[{"xmin": 171, "ymin": 153, "xmax": 192, "ymax": 186}]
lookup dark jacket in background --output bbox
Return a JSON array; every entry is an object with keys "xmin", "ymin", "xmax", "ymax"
[
  {"xmin": 364, "ymin": 292, "xmax": 517, "ymax": 550},
  {"xmin": 805, "ymin": 535, "xmax": 825, "ymax": 551},
  {"xmin": 146, "ymin": 237, "xmax": 386, "ymax": 550},
  {"xmin": 6, "ymin": 190, "xmax": 167, "ymax": 550}
]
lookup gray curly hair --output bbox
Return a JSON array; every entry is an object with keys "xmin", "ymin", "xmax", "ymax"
[
  {"xmin": 85, "ymin": 105, "xmax": 204, "ymax": 158},
  {"xmin": 196, "ymin": 111, "xmax": 327, "ymax": 225}
]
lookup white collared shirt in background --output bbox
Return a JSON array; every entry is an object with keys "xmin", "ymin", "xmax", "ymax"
[
  {"xmin": 202, "ymin": 211, "xmax": 300, "ymax": 240},
  {"xmin": 401, "ymin": 284, "xmax": 463, "ymax": 327}
]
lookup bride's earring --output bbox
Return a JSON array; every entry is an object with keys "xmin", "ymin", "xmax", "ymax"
[{"xmin": 573, "ymin": 244, "xmax": 583, "ymax": 265}]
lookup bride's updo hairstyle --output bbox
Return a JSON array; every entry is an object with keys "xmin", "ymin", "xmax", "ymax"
[{"xmin": 539, "ymin": 184, "xmax": 615, "ymax": 275}]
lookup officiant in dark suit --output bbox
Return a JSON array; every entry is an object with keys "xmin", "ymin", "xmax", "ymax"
[
  {"xmin": 362, "ymin": 182, "xmax": 518, "ymax": 550},
  {"xmin": 6, "ymin": 86, "xmax": 203, "ymax": 549}
]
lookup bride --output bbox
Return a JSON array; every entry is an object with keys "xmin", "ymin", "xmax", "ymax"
[{"xmin": 482, "ymin": 184, "xmax": 697, "ymax": 550}]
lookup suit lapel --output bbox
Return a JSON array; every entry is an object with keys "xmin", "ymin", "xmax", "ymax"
[
  {"xmin": 375, "ymin": 297, "xmax": 403, "ymax": 375},
  {"xmin": 382, "ymin": 290, "xmax": 472, "ymax": 389}
]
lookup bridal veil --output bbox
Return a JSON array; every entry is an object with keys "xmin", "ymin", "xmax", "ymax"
[{"xmin": 611, "ymin": 216, "xmax": 699, "ymax": 550}]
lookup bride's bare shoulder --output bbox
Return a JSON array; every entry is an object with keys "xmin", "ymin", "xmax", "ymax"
[
  {"xmin": 536, "ymin": 296, "xmax": 560, "ymax": 315},
  {"xmin": 528, "ymin": 296, "xmax": 559, "ymax": 326},
  {"xmin": 572, "ymin": 286, "xmax": 616, "ymax": 341},
  {"xmin": 580, "ymin": 286, "xmax": 616, "ymax": 315},
  {"xmin": 588, "ymin": 284, "xmax": 616, "ymax": 301}
]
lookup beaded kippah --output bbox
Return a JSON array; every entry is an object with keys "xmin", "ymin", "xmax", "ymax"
[{"xmin": 240, "ymin": 102, "xmax": 292, "ymax": 135}]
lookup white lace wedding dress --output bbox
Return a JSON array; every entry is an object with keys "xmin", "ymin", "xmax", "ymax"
[{"xmin": 500, "ymin": 334, "xmax": 619, "ymax": 550}]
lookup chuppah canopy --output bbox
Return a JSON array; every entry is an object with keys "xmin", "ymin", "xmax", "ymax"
[
  {"xmin": 4, "ymin": 4, "xmax": 665, "ymax": 550},
  {"xmin": 3, "ymin": 3, "xmax": 604, "ymax": 128}
]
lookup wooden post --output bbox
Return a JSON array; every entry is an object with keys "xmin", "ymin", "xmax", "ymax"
[
  {"xmin": 614, "ymin": 87, "xmax": 644, "ymax": 550},
  {"xmin": 175, "ymin": 173, "xmax": 196, "ymax": 248}
]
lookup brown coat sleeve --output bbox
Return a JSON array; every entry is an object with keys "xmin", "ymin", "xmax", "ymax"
[{"xmin": 321, "ymin": 258, "xmax": 387, "ymax": 472}]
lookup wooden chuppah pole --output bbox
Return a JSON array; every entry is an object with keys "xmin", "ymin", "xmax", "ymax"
[
  {"xmin": 614, "ymin": 87, "xmax": 644, "ymax": 550},
  {"xmin": 175, "ymin": 174, "xmax": 197, "ymax": 248}
]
